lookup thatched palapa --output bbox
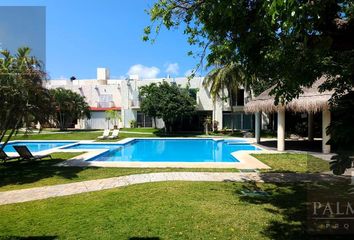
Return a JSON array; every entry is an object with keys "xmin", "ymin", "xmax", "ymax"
[{"xmin": 245, "ymin": 77, "xmax": 334, "ymax": 113}]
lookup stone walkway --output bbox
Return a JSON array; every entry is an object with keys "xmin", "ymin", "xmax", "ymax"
[{"xmin": 0, "ymin": 172, "xmax": 346, "ymax": 205}]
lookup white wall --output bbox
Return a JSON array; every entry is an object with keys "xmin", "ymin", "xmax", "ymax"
[
  {"xmin": 86, "ymin": 112, "xmax": 107, "ymax": 129},
  {"xmin": 47, "ymin": 69, "xmax": 253, "ymax": 130}
]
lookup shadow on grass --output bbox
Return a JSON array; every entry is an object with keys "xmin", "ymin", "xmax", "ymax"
[
  {"xmin": 258, "ymin": 140, "xmax": 323, "ymax": 152},
  {"xmin": 237, "ymin": 180, "xmax": 353, "ymax": 239},
  {"xmin": 154, "ymin": 130, "xmax": 203, "ymax": 137},
  {"xmin": 154, "ymin": 129, "xmax": 245, "ymax": 138},
  {"xmin": 238, "ymin": 181, "xmax": 308, "ymax": 239},
  {"xmin": 0, "ymin": 237, "xmax": 57, "ymax": 240},
  {"xmin": 129, "ymin": 237, "xmax": 160, "ymax": 240},
  {"xmin": 0, "ymin": 157, "xmax": 88, "ymax": 189}
]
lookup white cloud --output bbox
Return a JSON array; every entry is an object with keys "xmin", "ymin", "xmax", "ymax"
[
  {"xmin": 165, "ymin": 63, "xmax": 179, "ymax": 75},
  {"xmin": 127, "ymin": 64, "xmax": 160, "ymax": 79}
]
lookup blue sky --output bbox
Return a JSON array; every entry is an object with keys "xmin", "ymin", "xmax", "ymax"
[{"xmin": 0, "ymin": 0, "xmax": 204, "ymax": 79}]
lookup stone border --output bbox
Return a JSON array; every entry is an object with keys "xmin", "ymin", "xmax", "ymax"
[
  {"xmin": 57, "ymin": 137, "xmax": 271, "ymax": 169},
  {"xmin": 2, "ymin": 138, "xmax": 277, "ymax": 169}
]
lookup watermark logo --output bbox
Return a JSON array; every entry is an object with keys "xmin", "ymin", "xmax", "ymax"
[{"xmin": 307, "ymin": 170, "xmax": 354, "ymax": 235}]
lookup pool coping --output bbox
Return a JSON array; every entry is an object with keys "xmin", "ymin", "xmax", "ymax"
[
  {"xmin": 59, "ymin": 137, "xmax": 271, "ymax": 169},
  {"xmin": 3, "ymin": 140, "xmax": 80, "ymax": 157},
  {"xmin": 3, "ymin": 138, "xmax": 271, "ymax": 169}
]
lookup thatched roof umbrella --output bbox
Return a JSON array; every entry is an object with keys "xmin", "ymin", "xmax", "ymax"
[
  {"xmin": 245, "ymin": 76, "xmax": 334, "ymax": 153},
  {"xmin": 245, "ymin": 77, "xmax": 334, "ymax": 113}
]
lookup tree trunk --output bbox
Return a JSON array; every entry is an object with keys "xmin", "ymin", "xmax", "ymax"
[
  {"xmin": 1, "ymin": 116, "xmax": 22, "ymax": 150},
  {"xmin": 153, "ymin": 117, "xmax": 157, "ymax": 129},
  {"xmin": 0, "ymin": 109, "xmax": 15, "ymax": 143},
  {"xmin": 59, "ymin": 111, "xmax": 65, "ymax": 130}
]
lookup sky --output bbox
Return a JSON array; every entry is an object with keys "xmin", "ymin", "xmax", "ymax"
[{"xmin": 0, "ymin": 0, "xmax": 204, "ymax": 79}]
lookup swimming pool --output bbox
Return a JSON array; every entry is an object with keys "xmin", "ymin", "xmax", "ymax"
[
  {"xmin": 63, "ymin": 143, "xmax": 122, "ymax": 150},
  {"xmin": 84, "ymin": 139, "xmax": 260, "ymax": 163},
  {"xmin": 2, "ymin": 141, "xmax": 76, "ymax": 153}
]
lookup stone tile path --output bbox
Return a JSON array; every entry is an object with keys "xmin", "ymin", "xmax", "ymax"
[{"xmin": 0, "ymin": 172, "xmax": 346, "ymax": 205}]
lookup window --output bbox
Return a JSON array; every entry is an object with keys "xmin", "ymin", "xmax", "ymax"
[
  {"xmin": 189, "ymin": 88, "xmax": 198, "ymax": 101},
  {"xmin": 99, "ymin": 94, "xmax": 113, "ymax": 107},
  {"xmin": 222, "ymin": 112, "xmax": 254, "ymax": 130},
  {"xmin": 230, "ymin": 89, "xmax": 244, "ymax": 106},
  {"xmin": 237, "ymin": 89, "xmax": 244, "ymax": 106},
  {"xmin": 137, "ymin": 112, "xmax": 152, "ymax": 127}
]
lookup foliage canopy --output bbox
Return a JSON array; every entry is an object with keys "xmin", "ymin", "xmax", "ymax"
[
  {"xmin": 139, "ymin": 81, "xmax": 196, "ymax": 132},
  {"xmin": 50, "ymin": 88, "xmax": 91, "ymax": 130},
  {"xmin": 145, "ymin": 0, "xmax": 354, "ymax": 102},
  {"xmin": 0, "ymin": 47, "xmax": 52, "ymax": 148}
]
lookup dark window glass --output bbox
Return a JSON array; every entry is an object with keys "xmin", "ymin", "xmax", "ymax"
[
  {"xmin": 237, "ymin": 89, "xmax": 244, "ymax": 106},
  {"xmin": 137, "ymin": 112, "xmax": 152, "ymax": 127}
]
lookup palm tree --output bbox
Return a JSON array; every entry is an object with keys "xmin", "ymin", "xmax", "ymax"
[
  {"xmin": 203, "ymin": 62, "xmax": 246, "ymax": 132},
  {"xmin": 0, "ymin": 47, "xmax": 52, "ymax": 149},
  {"xmin": 50, "ymin": 88, "xmax": 91, "ymax": 130}
]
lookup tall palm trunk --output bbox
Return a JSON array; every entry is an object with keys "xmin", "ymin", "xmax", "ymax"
[{"xmin": 1, "ymin": 115, "xmax": 22, "ymax": 150}]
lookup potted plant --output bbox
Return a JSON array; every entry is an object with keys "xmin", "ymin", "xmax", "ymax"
[
  {"xmin": 204, "ymin": 116, "xmax": 212, "ymax": 135},
  {"xmin": 105, "ymin": 110, "xmax": 122, "ymax": 129},
  {"xmin": 129, "ymin": 120, "xmax": 137, "ymax": 128}
]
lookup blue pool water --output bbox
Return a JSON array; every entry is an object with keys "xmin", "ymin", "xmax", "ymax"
[
  {"xmin": 2, "ymin": 141, "xmax": 76, "ymax": 153},
  {"xmin": 86, "ymin": 139, "xmax": 260, "ymax": 162},
  {"xmin": 64, "ymin": 143, "xmax": 122, "ymax": 150}
]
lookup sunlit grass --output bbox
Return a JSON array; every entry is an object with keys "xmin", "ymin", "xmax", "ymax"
[{"xmin": 0, "ymin": 182, "xmax": 308, "ymax": 239}]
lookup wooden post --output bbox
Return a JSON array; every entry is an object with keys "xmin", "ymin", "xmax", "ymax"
[
  {"xmin": 277, "ymin": 108, "xmax": 285, "ymax": 151},
  {"xmin": 322, "ymin": 109, "xmax": 331, "ymax": 154}
]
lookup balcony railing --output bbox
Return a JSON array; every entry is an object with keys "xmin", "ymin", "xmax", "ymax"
[{"xmin": 97, "ymin": 101, "xmax": 115, "ymax": 108}]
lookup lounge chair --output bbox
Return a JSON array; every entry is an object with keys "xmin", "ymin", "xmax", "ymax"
[
  {"xmin": 13, "ymin": 145, "xmax": 52, "ymax": 161},
  {"xmin": 108, "ymin": 129, "xmax": 119, "ymax": 139},
  {"xmin": 97, "ymin": 129, "xmax": 110, "ymax": 139},
  {"xmin": 0, "ymin": 148, "xmax": 19, "ymax": 163}
]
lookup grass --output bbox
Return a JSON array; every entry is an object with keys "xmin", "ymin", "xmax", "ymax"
[
  {"xmin": 253, "ymin": 153, "xmax": 330, "ymax": 173},
  {"xmin": 0, "ymin": 181, "xmax": 312, "ymax": 239},
  {"xmin": 0, "ymin": 152, "xmax": 331, "ymax": 191},
  {"xmin": 10, "ymin": 131, "xmax": 157, "ymax": 141},
  {"xmin": 8, "ymin": 128, "xmax": 259, "ymax": 141},
  {"xmin": 121, "ymin": 127, "xmax": 157, "ymax": 133},
  {"xmin": 0, "ymin": 152, "xmax": 239, "ymax": 192}
]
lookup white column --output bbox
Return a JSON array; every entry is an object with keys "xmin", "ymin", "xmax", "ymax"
[
  {"xmin": 277, "ymin": 108, "xmax": 286, "ymax": 151},
  {"xmin": 255, "ymin": 112, "xmax": 261, "ymax": 143},
  {"xmin": 308, "ymin": 112, "xmax": 314, "ymax": 141},
  {"xmin": 322, "ymin": 109, "xmax": 331, "ymax": 154}
]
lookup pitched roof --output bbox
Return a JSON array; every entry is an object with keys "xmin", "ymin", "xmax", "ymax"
[{"xmin": 245, "ymin": 76, "xmax": 334, "ymax": 113}]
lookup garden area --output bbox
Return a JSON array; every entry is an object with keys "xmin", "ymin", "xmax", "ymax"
[
  {"xmin": 1, "ymin": 128, "xmax": 338, "ymax": 239},
  {"xmin": 1, "ymin": 0, "xmax": 354, "ymax": 239},
  {"xmin": 0, "ymin": 143, "xmax": 337, "ymax": 240}
]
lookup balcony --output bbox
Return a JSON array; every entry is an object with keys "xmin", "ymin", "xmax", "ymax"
[
  {"xmin": 128, "ymin": 99, "xmax": 140, "ymax": 109},
  {"xmin": 97, "ymin": 101, "xmax": 115, "ymax": 108}
]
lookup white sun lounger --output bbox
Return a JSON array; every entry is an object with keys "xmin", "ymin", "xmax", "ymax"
[
  {"xmin": 97, "ymin": 129, "xmax": 111, "ymax": 139},
  {"xmin": 108, "ymin": 129, "xmax": 119, "ymax": 139}
]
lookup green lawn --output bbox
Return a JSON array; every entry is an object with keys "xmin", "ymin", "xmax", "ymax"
[
  {"xmin": 0, "ymin": 152, "xmax": 239, "ymax": 192},
  {"xmin": 253, "ymin": 153, "xmax": 330, "ymax": 173},
  {"xmin": 10, "ymin": 131, "xmax": 157, "ymax": 141},
  {"xmin": 9, "ymin": 128, "xmax": 268, "ymax": 141},
  {"xmin": 0, "ymin": 181, "xmax": 310, "ymax": 239},
  {"xmin": 121, "ymin": 127, "xmax": 157, "ymax": 133},
  {"xmin": 1, "ymin": 152, "xmax": 330, "ymax": 192}
]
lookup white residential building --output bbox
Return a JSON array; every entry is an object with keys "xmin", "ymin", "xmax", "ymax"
[{"xmin": 46, "ymin": 68, "xmax": 255, "ymax": 131}]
